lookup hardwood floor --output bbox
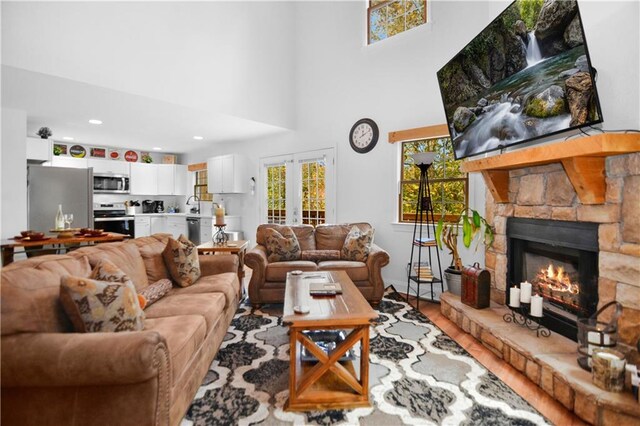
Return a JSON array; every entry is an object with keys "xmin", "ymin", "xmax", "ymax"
[{"xmin": 413, "ymin": 296, "xmax": 587, "ymax": 426}]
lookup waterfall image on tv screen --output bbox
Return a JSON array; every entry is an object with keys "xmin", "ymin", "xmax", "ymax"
[{"xmin": 437, "ymin": 0, "xmax": 603, "ymax": 160}]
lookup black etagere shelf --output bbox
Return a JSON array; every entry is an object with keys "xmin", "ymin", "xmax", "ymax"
[{"xmin": 405, "ymin": 154, "xmax": 444, "ymax": 309}]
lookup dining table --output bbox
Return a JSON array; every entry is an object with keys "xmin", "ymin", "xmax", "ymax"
[{"xmin": 1, "ymin": 232, "xmax": 130, "ymax": 266}]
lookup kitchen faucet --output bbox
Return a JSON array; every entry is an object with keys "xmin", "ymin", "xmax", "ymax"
[{"xmin": 186, "ymin": 195, "xmax": 201, "ymax": 214}]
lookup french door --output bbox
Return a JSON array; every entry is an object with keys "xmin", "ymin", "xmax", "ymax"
[{"xmin": 260, "ymin": 148, "xmax": 335, "ymax": 226}]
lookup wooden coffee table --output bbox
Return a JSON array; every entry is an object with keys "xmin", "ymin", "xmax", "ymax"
[{"xmin": 283, "ymin": 270, "xmax": 378, "ymax": 411}]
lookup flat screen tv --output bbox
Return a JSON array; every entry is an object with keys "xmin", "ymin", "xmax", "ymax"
[{"xmin": 437, "ymin": 0, "xmax": 603, "ymax": 160}]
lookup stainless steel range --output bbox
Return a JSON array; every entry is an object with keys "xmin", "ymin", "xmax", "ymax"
[{"xmin": 93, "ymin": 203, "xmax": 135, "ymax": 237}]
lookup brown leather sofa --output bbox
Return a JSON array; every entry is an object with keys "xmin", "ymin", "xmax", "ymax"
[
  {"xmin": 1, "ymin": 234, "xmax": 240, "ymax": 426},
  {"xmin": 245, "ymin": 223, "xmax": 389, "ymax": 307}
]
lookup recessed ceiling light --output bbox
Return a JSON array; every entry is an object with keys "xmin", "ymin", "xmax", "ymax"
[
  {"xmin": 62, "ymin": 136, "xmax": 74, "ymax": 141},
  {"xmin": 193, "ymin": 136, "xmax": 204, "ymax": 140},
  {"xmin": 152, "ymin": 147, "xmax": 162, "ymax": 151},
  {"xmin": 88, "ymin": 119, "xmax": 103, "ymax": 125}
]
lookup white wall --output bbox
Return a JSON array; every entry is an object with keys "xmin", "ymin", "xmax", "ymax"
[
  {"xmin": 185, "ymin": 0, "xmax": 640, "ymax": 293},
  {"xmin": 1, "ymin": 108, "xmax": 28, "ymax": 239}
]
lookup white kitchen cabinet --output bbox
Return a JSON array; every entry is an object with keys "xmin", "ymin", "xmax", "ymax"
[
  {"xmin": 207, "ymin": 154, "xmax": 246, "ymax": 194},
  {"xmin": 88, "ymin": 159, "xmax": 129, "ymax": 175},
  {"xmin": 200, "ymin": 219, "xmax": 212, "ymax": 243},
  {"xmin": 51, "ymin": 156, "xmax": 88, "ymax": 169},
  {"xmin": 157, "ymin": 165, "xmax": 175, "ymax": 195},
  {"xmin": 166, "ymin": 216, "xmax": 187, "ymax": 239},
  {"xmin": 135, "ymin": 216, "xmax": 151, "ymax": 238},
  {"xmin": 174, "ymin": 164, "xmax": 188, "ymax": 196},
  {"xmin": 26, "ymin": 137, "xmax": 51, "ymax": 162},
  {"xmin": 131, "ymin": 163, "xmax": 186, "ymax": 195},
  {"xmin": 130, "ymin": 163, "xmax": 157, "ymax": 195},
  {"xmin": 150, "ymin": 216, "xmax": 167, "ymax": 235}
]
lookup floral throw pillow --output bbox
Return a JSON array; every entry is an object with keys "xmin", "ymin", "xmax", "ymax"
[
  {"xmin": 60, "ymin": 259, "xmax": 145, "ymax": 333},
  {"xmin": 138, "ymin": 278, "xmax": 173, "ymax": 309},
  {"xmin": 264, "ymin": 227, "xmax": 301, "ymax": 263},
  {"xmin": 341, "ymin": 225, "xmax": 374, "ymax": 262},
  {"xmin": 163, "ymin": 234, "xmax": 201, "ymax": 287}
]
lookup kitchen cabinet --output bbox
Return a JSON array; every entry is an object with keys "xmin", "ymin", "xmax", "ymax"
[
  {"xmin": 135, "ymin": 216, "xmax": 151, "ymax": 238},
  {"xmin": 130, "ymin": 163, "xmax": 188, "ymax": 196},
  {"xmin": 200, "ymin": 218, "xmax": 212, "ymax": 243},
  {"xmin": 206, "ymin": 154, "xmax": 246, "ymax": 194},
  {"xmin": 130, "ymin": 163, "xmax": 157, "ymax": 195},
  {"xmin": 166, "ymin": 216, "xmax": 187, "ymax": 239},
  {"xmin": 26, "ymin": 137, "xmax": 50, "ymax": 162},
  {"xmin": 174, "ymin": 164, "xmax": 188, "ymax": 196},
  {"xmin": 157, "ymin": 165, "xmax": 175, "ymax": 195},
  {"xmin": 88, "ymin": 159, "xmax": 129, "ymax": 175},
  {"xmin": 150, "ymin": 216, "xmax": 166, "ymax": 235},
  {"xmin": 51, "ymin": 156, "xmax": 88, "ymax": 169}
]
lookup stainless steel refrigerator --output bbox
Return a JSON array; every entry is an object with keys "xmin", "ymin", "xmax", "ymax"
[{"xmin": 28, "ymin": 165, "xmax": 93, "ymax": 232}]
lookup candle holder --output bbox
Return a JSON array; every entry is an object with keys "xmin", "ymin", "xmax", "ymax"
[
  {"xmin": 213, "ymin": 224, "xmax": 228, "ymax": 246},
  {"xmin": 503, "ymin": 303, "xmax": 551, "ymax": 338}
]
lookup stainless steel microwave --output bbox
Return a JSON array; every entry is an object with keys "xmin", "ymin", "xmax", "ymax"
[{"xmin": 93, "ymin": 173, "xmax": 130, "ymax": 193}]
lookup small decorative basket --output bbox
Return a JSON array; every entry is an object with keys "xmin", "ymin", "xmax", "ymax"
[{"xmin": 577, "ymin": 301, "xmax": 622, "ymax": 371}]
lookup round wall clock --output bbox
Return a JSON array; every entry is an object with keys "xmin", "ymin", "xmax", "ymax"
[{"xmin": 349, "ymin": 118, "xmax": 379, "ymax": 154}]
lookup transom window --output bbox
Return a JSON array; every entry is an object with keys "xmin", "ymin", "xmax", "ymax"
[
  {"xmin": 193, "ymin": 170, "xmax": 213, "ymax": 201},
  {"xmin": 400, "ymin": 137, "xmax": 467, "ymax": 223},
  {"xmin": 368, "ymin": 0, "xmax": 427, "ymax": 44}
]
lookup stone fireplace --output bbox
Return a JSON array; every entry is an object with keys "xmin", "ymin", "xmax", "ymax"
[
  {"xmin": 485, "ymin": 152, "xmax": 640, "ymax": 348},
  {"xmin": 441, "ymin": 140, "xmax": 640, "ymax": 424},
  {"xmin": 507, "ymin": 217, "xmax": 599, "ymax": 340}
]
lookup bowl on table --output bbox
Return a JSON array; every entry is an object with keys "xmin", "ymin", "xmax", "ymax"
[
  {"xmin": 86, "ymin": 229, "xmax": 105, "ymax": 236},
  {"xmin": 58, "ymin": 231, "xmax": 74, "ymax": 239},
  {"xmin": 20, "ymin": 230, "xmax": 34, "ymax": 238},
  {"xmin": 27, "ymin": 232, "xmax": 46, "ymax": 241}
]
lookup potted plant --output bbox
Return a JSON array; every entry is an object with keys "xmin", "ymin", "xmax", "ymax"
[
  {"xmin": 141, "ymin": 153, "xmax": 153, "ymax": 163},
  {"xmin": 37, "ymin": 127, "xmax": 53, "ymax": 139},
  {"xmin": 435, "ymin": 209, "xmax": 494, "ymax": 295}
]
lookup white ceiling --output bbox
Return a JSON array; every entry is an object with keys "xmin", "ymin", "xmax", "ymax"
[{"xmin": 1, "ymin": 1, "xmax": 296, "ymax": 153}]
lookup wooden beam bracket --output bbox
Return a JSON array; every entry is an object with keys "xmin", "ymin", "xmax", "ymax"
[{"xmin": 461, "ymin": 134, "xmax": 640, "ymax": 205}]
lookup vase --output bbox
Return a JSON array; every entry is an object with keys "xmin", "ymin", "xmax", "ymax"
[{"xmin": 444, "ymin": 267, "xmax": 462, "ymax": 295}]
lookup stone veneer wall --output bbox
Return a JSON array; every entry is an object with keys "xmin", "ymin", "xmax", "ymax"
[{"xmin": 484, "ymin": 152, "xmax": 640, "ymax": 346}]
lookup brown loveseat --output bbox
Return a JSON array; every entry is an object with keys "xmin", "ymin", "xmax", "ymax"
[
  {"xmin": 245, "ymin": 223, "xmax": 389, "ymax": 307},
  {"xmin": 1, "ymin": 233, "xmax": 240, "ymax": 426}
]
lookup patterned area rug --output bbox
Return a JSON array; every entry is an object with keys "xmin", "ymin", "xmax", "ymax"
[{"xmin": 182, "ymin": 288, "xmax": 549, "ymax": 425}]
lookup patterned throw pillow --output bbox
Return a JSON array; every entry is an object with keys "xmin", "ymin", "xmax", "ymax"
[
  {"xmin": 264, "ymin": 227, "xmax": 301, "ymax": 263},
  {"xmin": 138, "ymin": 278, "xmax": 173, "ymax": 309},
  {"xmin": 301, "ymin": 250, "xmax": 341, "ymax": 262},
  {"xmin": 60, "ymin": 259, "xmax": 145, "ymax": 333},
  {"xmin": 341, "ymin": 225, "xmax": 374, "ymax": 262},
  {"xmin": 163, "ymin": 234, "xmax": 201, "ymax": 287}
]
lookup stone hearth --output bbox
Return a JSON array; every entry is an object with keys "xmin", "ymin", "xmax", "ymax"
[
  {"xmin": 484, "ymin": 152, "xmax": 640, "ymax": 347},
  {"xmin": 441, "ymin": 294, "xmax": 640, "ymax": 425}
]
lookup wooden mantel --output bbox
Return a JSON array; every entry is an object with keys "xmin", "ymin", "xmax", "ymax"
[{"xmin": 461, "ymin": 133, "xmax": 640, "ymax": 204}]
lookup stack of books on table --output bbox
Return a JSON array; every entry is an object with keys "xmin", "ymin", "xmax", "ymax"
[
  {"xmin": 413, "ymin": 262, "xmax": 434, "ymax": 281},
  {"xmin": 413, "ymin": 237, "xmax": 436, "ymax": 247}
]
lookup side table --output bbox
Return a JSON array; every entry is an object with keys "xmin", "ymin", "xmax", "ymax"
[{"xmin": 196, "ymin": 240, "xmax": 249, "ymax": 284}]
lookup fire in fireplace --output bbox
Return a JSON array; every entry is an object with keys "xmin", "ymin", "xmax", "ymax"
[
  {"xmin": 508, "ymin": 218, "xmax": 599, "ymax": 341},
  {"xmin": 532, "ymin": 262, "xmax": 582, "ymax": 314}
]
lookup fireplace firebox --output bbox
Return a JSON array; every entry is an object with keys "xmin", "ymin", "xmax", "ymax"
[{"xmin": 507, "ymin": 218, "xmax": 599, "ymax": 341}]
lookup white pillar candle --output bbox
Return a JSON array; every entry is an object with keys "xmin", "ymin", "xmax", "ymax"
[
  {"xmin": 215, "ymin": 207, "xmax": 225, "ymax": 225},
  {"xmin": 520, "ymin": 281, "xmax": 532, "ymax": 303},
  {"xmin": 530, "ymin": 294, "xmax": 543, "ymax": 317},
  {"xmin": 509, "ymin": 287, "xmax": 521, "ymax": 308}
]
